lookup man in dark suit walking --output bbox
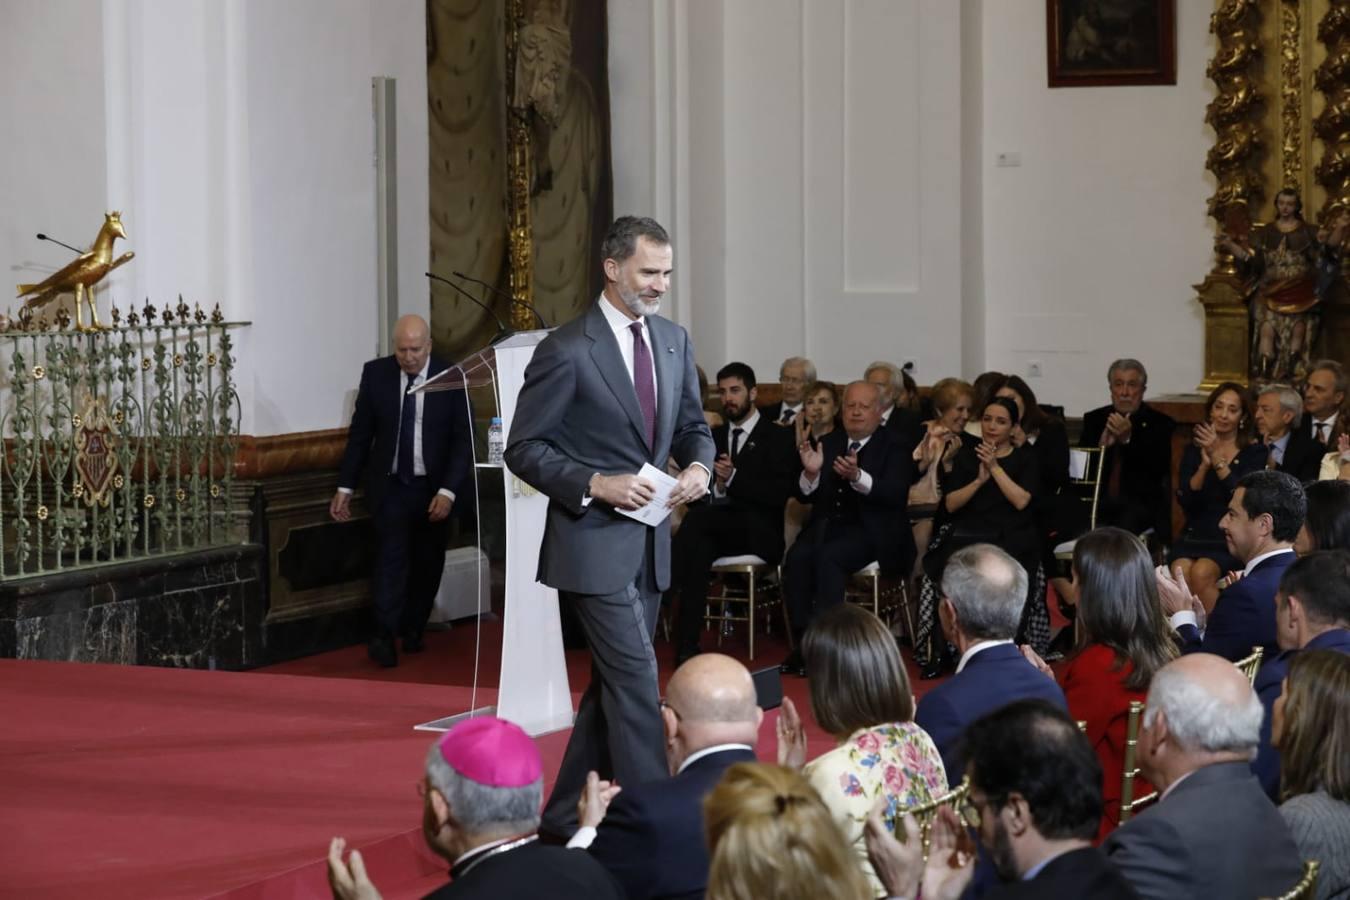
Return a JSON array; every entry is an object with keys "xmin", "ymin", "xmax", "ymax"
[
  {"xmin": 866, "ymin": 700, "xmax": 1138, "ymax": 899},
  {"xmin": 1104, "ymin": 654, "xmax": 1303, "ymax": 900},
  {"xmin": 778, "ymin": 380, "xmax": 913, "ymax": 675},
  {"xmin": 332, "ymin": 314, "xmax": 471, "ymax": 668},
  {"xmin": 671, "ymin": 361, "xmax": 799, "ymax": 663},
  {"xmin": 1160, "ymin": 469, "xmax": 1305, "ymax": 662},
  {"xmin": 568, "ymin": 653, "xmax": 761, "ymax": 900},
  {"xmin": 914, "ymin": 544, "xmax": 1067, "ymax": 777},
  {"xmin": 1255, "ymin": 384, "xmax": 1324, "ymax": 482},
  {"xmin": 504, "ymin": 216, "xmax": 714, "ymax": 839},
  {"xmin": 1078, "ymin": 358, "xmax": 1175, "ymax": 541}
]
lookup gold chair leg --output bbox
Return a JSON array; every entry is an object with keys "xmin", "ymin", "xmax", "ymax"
[{"xmin": 747, "ymin": 576, "xmax": 756, "ymax": 660}]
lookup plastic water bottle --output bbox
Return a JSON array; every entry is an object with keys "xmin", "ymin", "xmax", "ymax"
[{"xmin": 487, "ymin": 417, "xmax": 505, "ymax": 465}]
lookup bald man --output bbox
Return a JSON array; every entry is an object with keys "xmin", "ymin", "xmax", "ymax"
[
  {"xmin": 333, "ymin": 314, "xmax": 472, "ymax": 668},
  {"xmin": 1104, "ymin": 654, "xmax": 1302, "ymax": 900},
  {"xmin": 568, "ymin": 654, "xmax": 761, "ymax": 900}
]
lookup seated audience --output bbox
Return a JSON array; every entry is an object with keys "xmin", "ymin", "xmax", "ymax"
[
  {"xmin": 1302, "ymin": 359, "xmax": 1347, "ymax": 450},
  {"xmin": 865, "ymin": 700, "xmax": 1138, "ymax": 899},
  {"xmin": 914, "ymin": 544, "xmax": 1067, "ymax": 778},
  {"xmin": 910, "ymin": 377, "xmax": 976, "ymax": 578},
  {"xmin": 964, "ymin": 370, "xmax": 1005, "ymax": 438},
  {"xmin": 1160, "ymin": 469, "xmax": 1305, "ymax": 662},
  {"xmin": 1295, "ymin": 479, "xmax": 1350, "ymax": 554},
  {"xmin": 1320, "ymin": 433, "xmax": 1350, "ymax": 482},
  {"xmin": 570, "ymin": 653, "xmax": 760, "ymax": 900},
  {"xmin": 775, "ymin": 605, "xmax": 947, "ymax": 895},
  {"xmin": 1023, "ymin": 527, "xmax": 1178, "ymax": 842},
  {"xmin": 1079, "ymin": 358, "xmax": 1176, "ymax": 543},
  {"xmin": 916, "ymin": 397, "xmax": 1044, "ymax": 676},
  {"xmin": 994, "ymin": 374, "xmax": 1071, "ymax": 582},
  {"xmin": 671, "ymin": 363, "xmax": 798, "ymax": 663},
  {"xmin": 1103, "ymin": 654, "xmax": 1303, "ymax": 900},
  {"xmin": 1169, "ymin": 382, "xmax": 1264, "ymax": 611},
  {"xmin": 864, "ymin": 360, "xmax": 923, "ymax": 452},
  {"xmin": 798, "ymin": 380, "xmax": 840, "ymax": 441},
  {"xmin": 702, "ymin": 762, "xmax": 872, "ymax": 900},
  {"xmin": 326, "ymin": 717, "xmax": 622, "ymax": 900},
  {"xmin": 1252, "ymin": 551, "xmax": 1350, "ymax": 798},
  {"xmin": 760, "ymin": 355, "xmax": 815, "ymax": 426},
  {"xmin": 1256, "ymin": 384, "xmax": 1324, "ymax": 483},
  {"xmin": 1274, "ymin": 650, "xmax": 1350, "ymax": 900},
  {"xmin": 780, "ymin": 381, "xmax": 913, "ymax": 674}
]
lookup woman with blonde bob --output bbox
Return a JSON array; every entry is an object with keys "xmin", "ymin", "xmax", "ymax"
[{"xmin": 703, "ymin": 762, "xmax": 871, "ymax": 900}]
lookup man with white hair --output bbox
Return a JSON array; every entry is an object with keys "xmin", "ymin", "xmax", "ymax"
[
  {"xmin": 1103, "ymin": 654, "xmax": 1303, "ymax": 900},
  {"xmin": 1254, "ymin": 384, "xmax": 1322, "ymax": 482},
  {"xmin": 760, "ymin": 356, "xmax": 816, "ymax": 425},
  {"xmin": 863, "ymin": 360, "xmax": 922, "ymax": 452}
]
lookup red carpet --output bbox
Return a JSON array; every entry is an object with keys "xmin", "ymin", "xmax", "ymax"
[{"xmin": 1, "ymin": 619, "xmax": 940, "ymax": 899}]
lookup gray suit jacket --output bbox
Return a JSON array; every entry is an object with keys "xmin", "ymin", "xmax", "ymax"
[
  {"xmin": 1103, "ymin": 761, "xmax": 1303, "ymax": 900},
  {"xmin": 504, "ymin": 300, "xmax": 714, "ymax": 595}
]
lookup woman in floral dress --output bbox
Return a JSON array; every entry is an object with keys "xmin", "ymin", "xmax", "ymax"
[{"xmin": 777, "ymin": 605, "xmax": 947, "ymax": 895}]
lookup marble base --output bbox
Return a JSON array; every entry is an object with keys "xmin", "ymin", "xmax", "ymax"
[{"xmin": 0, "ymin": 544, "xmax": 267, "ymax": 669}]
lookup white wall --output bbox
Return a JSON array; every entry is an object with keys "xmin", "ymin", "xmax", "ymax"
[{"xmin": 976, "ymin": 0, "xmax": 1214, "ymax": 413}]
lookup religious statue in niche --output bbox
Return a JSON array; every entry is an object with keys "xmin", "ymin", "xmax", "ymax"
[{"xmin": 1218, "ymin": 190, "xmax": 1349, "ymax": 382}]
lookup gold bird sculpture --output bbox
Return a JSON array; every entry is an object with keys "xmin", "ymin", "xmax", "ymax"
[{"xmin": 16, "ymin": 211, "xmax": 135, "ymax": 331}]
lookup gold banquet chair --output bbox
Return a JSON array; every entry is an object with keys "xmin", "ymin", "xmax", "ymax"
[
  {"xmin": 845, "ymin": 561, "xmax": 915, "ymax": 639},
  {"xmin": 896, "ymin": 777, "xmax": 975, "ymax": 862},
  {"xmin": 1235, "ymin": 645, "xmax": 1264, "ymax": 685},
  {"xmin": 1261, "ymin": 860, "xmax": 1320, "ymax": 900},
  {"xmin": 1053, "ymin": 446, "xmax": 1106, "ymax": 564},
  {"xmin": 703, "ymin": 553, "xmax": 779, "ymax": 660},
  {"xmin": 1119, "ymin": 701, "xmax": 1159, "ymax": 824}
]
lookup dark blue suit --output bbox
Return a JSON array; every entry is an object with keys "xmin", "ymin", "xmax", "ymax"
[
  {"xmin": 337, "ymin": 355, "xmax": 472, "ymax": 638},
  {"xmin": 1252, "ymin": 627, "xmax": 1350, "ymax": 797},
  {"xmin": 587, "ymin": 746, "xmax": 757, "ymax": 900},
  {"xmin": 914, "ymin": 643, "xmax": 1067, "ymax": 779},
  {"xmin": 1176, "ymin": 550, "xmax": 1295, "ymax": 662}
]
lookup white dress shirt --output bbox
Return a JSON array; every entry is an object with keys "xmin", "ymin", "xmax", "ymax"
[
  {"xmin": 800, "ymin": 432, "xmax": 875, "ymax": 495},
  {"xmin": 339, "ymin": 356, "xmax": 453, "ymax": 500},
  {"xmin": 719, "ymin": 408, "xmax": 761, "ymax": 495},
  {"xmin": 1169, "ymin": 547, "xmax": 1294, "ymax": 632},
  {"xmin": 598, "ymin": 294, "xmax": 658, "ymax": 400},
  {"xmin": 1311, "ymin": 413, "xmax": 1339, "ymax": 444}
]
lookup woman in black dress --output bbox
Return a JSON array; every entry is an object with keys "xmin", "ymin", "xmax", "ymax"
[{"xmin": 915, "ymin": 396, "xmax": 1044, "ymax": 677}]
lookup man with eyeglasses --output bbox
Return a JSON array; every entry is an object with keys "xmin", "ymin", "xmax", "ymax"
[{"xmin": 760, "ymin": 356, "xmax": 816, "ymax": 426}]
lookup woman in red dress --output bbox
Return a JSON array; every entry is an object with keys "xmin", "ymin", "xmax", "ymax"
[{"xmin": 1026, "ymin": 526, "xmax": 1177, "ymax": 841}]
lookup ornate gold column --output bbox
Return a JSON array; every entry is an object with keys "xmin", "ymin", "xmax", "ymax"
[
  {"xmin": 505, "ymin": 0, "xmax": 536, "ymax": 331},
  {"xmin": 1195, "ymin": 0, "xmax": 1264, "ymax": 391}
]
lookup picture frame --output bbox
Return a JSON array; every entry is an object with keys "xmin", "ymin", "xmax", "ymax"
[{"xmin": 1047, "ymin": 0, "xmax": 1176, "ymax": 88}]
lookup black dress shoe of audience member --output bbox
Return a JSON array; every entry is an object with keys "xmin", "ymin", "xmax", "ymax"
[
  {"xmin": 402, "ymin": 632, "xmax": 425, "ymax": 654},
  {"xmin": 919, "ymin": 652, "xmax": 952, "ymax": 681},
  {"xmin": 368, "ymin": 636, "xmax": 398, "ymax": 668},
  {"xmin": 779, "ymin": 649, "xmax": 807, "ymax": 678}
]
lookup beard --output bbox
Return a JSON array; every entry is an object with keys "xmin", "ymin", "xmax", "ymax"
[
  {"xmin": 619, "ymin": 285, "xmax": 661, "ymax": 317},
  {"xmin": 988, "ymin": 818, "xmax": 1019, "ymax": 882},
  {"xmin": 722, "ymin": 399, "xmax": 749, "ymax": 422}
]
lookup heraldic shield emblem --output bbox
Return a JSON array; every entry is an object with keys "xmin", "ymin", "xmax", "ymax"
[{"xmin": 74, "ymin": 394, "xmax": 120, "ymax": 506}]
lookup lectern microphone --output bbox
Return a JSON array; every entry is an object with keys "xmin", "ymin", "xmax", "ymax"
[
  {"xmin": 425, "ymin": 272, "xmax": 512, "ymax": 342},
  {"xmin": 451, "ymin": 270, "xmax": 549, "ymax": 329}
]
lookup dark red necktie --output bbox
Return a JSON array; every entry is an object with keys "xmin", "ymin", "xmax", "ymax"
[{"xmin": 629, "ymin": 321, "xmax": 656, "ymax": 448}]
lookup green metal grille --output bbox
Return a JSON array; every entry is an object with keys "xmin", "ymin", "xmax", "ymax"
[{"xmin": 0, "ymin": 314, "xmax": 247, "ymax": 578}]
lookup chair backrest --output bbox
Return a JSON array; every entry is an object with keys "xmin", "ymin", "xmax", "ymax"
[
  {"xmin": 898, "ymin": 777, "xmax": 974, "ymax": 862},
  {"xmin": 1119, "ymin": 700, "xmax": 1159, "ymax": 824},
  {"xmin": 1261, "ymin": 859, "xmax": 1320, "ymax": 900},
  {"xmin": 1066, "ymin": 446, "xmax": 1106, "ymax": 532},
  {"xmin": 1235, "ymin": 645, "xmax": 1264, "ymax": 685}
]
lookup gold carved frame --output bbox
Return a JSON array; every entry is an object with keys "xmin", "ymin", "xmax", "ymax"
[{"xmin": 1197, "ymin": 0, "xmax": 1350, "ymax": 390}]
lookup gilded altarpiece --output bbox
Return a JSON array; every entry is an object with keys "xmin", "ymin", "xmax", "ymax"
[{"xmin": 1199, "ymin": 0, "xmax": 1350, "ymax": 389}]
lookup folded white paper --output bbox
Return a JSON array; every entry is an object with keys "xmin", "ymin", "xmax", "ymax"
[{"xmin": 615, "ymin": 462, "xmax": 679, "ymax": 527}]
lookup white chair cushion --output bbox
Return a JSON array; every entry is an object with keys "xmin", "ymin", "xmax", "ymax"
[
  {"xmin": 712, "ymin": 554, "xmax": 768, "ymax": 567},
  {"xmin": 1053, "ymin": 539, "xmax": 1077, "ymax": 558},
  {"xmin": 854, "ymin": 561, "xmax": 880, "ymax": 575}
]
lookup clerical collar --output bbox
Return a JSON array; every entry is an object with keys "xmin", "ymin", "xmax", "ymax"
[{"xmin": 449, "ymin": 833, "xmax": 537, "ymax": 880}]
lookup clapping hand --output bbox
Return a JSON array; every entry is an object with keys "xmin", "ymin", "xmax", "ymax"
[
  {"xmin": 864, "ymin": 796, "xmax": 923, "ymax": 900},
  {"xmin": 1156, "ymin": 564, "xmax": 1198, "ymax": 617},
  {"xmin": 1103, "ymin": 412, "xmax": 1133, "ymax": 447},
  {"xmin": 974, "ymin": 441, "xmax": 999, "ymax": 479},
  {"xmin": 327, "ymin": 837, "xmax": 383, "ymax": 900},
  {"xmin": 776, "ymin": 696, "xmax": 808, "ymax": 770},
  {"xmin": 577, "ymin": 770, "xmax": 622, "ymax": 830},
  {"xmin": 1193, "ymin": 423, "xmax": 1218, "ymax": 468},
  {"xmin": 832, "ymin": 448, "xmax": 862, "ymax": 483},
  {"xmin": 923, "ymin": 806, "xmax": 977, "ymax": 900}
]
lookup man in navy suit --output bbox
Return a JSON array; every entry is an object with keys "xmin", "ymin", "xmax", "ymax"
[
  {"xmin": 914, "ymin": 544, "xmax": 1067, "ymax": 778},
  {"xmin": 1255, "ymin": 384, "xmax": 1323, "ymax": 482},
  {"xmin": 779, "ymin": 380, "xmax": 914, "ymax": 675},
  {"xmin": 1251, "ymin": 550, "xmax": 1350, "ymax": 796},
  {"xmin": 332, "ymin": 314, "xmax": 472, "ymax": 668},
  {"xmin": 1104, "ymin": 655, "xmax": 1302, "ymax": 900},
  {"xmin": 568, "ymin": 653, "xmax": 760, "ymax": 900},
  {"xmin": 1162, "ymin": 470, "xmax": 1305, "ymax": 662}
]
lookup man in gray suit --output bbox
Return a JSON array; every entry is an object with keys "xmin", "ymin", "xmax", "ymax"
[
  {"xmin": 504, "ymin": 216, "xmax": 714, "ymax": 838},
  {"xmin": 1104, "ymin": 653, "xmax": 1303, "ymax": 900}
]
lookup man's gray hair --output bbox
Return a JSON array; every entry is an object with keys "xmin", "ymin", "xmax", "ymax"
[
  {"xmin": 1259, "ymin": 384, "xmax": 1305, "ymax": 430},
  {"xmin": 864, "ymin": 361, "xmax": 903, "ymax": 402},
  {"xmin": 1107, "ymin": 359, "xmax": 1148, "ymax": 386},
  {"xmin": 1143, "ymin": 665, "xmax": 1263, "ymax": 759},
  {"xmin": 1310, "ymin": 359, "xmax": 1347, "ymax": 394},
  {"xmin": 425, "ymin": 744, "xmax": 542, "ymax": 834},
  {"xmin": 601, "ymin": 216, "xmax": 670, "ymax": 265},
  {"xmin": 939, "ymin": 544, "xmax": 1027, "ymax": 641},
  {"xmin": 781, "ymin": 356, "xmax": 817, "ymax": 384}
]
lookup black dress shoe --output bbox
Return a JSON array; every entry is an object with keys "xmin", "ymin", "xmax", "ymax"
[
  {"xmin": 919, "ymin": 658, "xmax": 946, "ymax": 680},
  {"xmin": 779, "ymin": 649, "xmax": 806, "ymax": 678},
  {"xmin": 368, "ymin": 637, "xmax": 398, "ymax": 668},
  {"xmin": 402, "ymin": 632, "xmax": 425, "ymax": 654}
]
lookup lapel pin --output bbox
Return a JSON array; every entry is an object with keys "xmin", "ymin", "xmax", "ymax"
[{"xmin": 667, "ymin": 347, "xmax": 675, "ymax": 353}]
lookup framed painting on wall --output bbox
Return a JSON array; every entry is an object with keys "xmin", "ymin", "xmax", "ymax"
[{"xmin": 1047, "ymin": 0, "xmax": 1176, "ymax": 87}]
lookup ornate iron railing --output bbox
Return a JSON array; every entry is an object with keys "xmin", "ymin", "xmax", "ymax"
[{"xmin": 0, "ymin": 303, "xmax": 247, "ymax": 578}]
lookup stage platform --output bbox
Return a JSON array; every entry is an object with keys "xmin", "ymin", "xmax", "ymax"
[{"xmin": 2, "ymin": 620, "xmax": 869, "ymax": 899}]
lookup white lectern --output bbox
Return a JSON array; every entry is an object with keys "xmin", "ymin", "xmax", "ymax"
[{"xmin": 411, "ymin": 330, "xmax": 572, "ymax": 737}]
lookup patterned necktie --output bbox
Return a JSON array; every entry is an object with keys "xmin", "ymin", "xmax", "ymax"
[
  {"xmin": 397, "ymin": 373, "xmax": 417, "ymax": 484},
  {"xmin": 1315, "ymin": 422, "xmax": 1328, "ymax": 444},
  {"xmin": 1266, "ymin": 442, "xmax": 1278, "ymax": 470},
  {"xmin": 629, "ymin": 321, "xmax": 656, "ymax": 448},
  {"xmin": 780, "ymin": 408, "xmax": 795, "ymax": 425},
  {"xmin": 849, "ymin": 440, "xmax": 862, "ymax": 456},
  {"xmin": 730, "ymin": 427, "xmax": 745, "ymax": 464}
]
